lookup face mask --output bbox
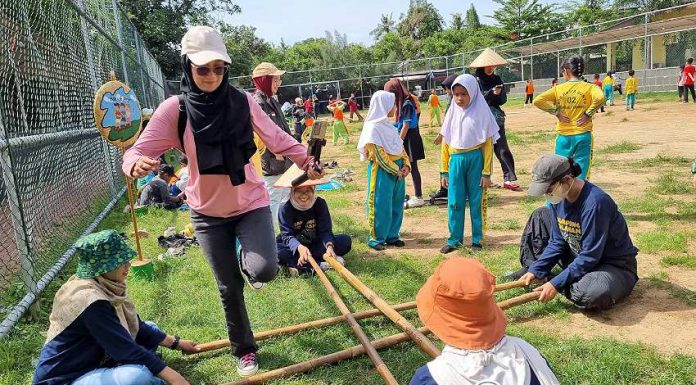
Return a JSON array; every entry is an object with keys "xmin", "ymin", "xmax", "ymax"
[{"xmin": 546, "ymin": 179, "xmax": 574, "ymax": 204}]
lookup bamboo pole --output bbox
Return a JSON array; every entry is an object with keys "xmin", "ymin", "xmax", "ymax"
[
  {"xmin": 306, "ymin": 254, "xmax": 399, "ymax": 385},
  {"xmin": 221, "ymin": 327, "xmax": 432, "ymax": 385},
  {"xmin": 119, "ymin": 148, "xmax": 144, "ymax": 262},
  {"xmin": 494, "ymin": 280, "xmax": 528, "ymax": 292},
  {"xmin": 218, "ymin": 292, "xmax": 541, "ymax": 385},
  {"xmin": 323, "ymin": 256, "xmax": 441, "ymax": 358},
  {"xmin": 195, "ymin": 281, "xmax": 528, "ymax": 353},
  {"xmin": 194, "ymin": 302, "xmax": 416, "ymax": 354}
]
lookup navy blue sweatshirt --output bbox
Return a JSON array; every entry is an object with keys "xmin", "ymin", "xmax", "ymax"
[
  {"xmin": 528, "ymin": 182, "xmax": 638, "ymax": 290},
  {"xmin": 277, "ymin": 197, "xmax": 334, "ymax": 254},
  {"xmin": 33, "ymin": 300, "xmax": 166, "ymax": 385}
]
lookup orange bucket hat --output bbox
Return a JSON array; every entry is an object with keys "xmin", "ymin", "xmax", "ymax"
[{"xmin": 416, "ymin": 258, "xmax": 507, "ymax": 350}]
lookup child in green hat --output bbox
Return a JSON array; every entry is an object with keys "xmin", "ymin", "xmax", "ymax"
[{"xmin": 33, "ymin": 230, "xmax": 199, "ymax": 385}]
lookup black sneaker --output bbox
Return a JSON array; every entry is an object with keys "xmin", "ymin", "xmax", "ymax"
[
  {"xmin": 440, "ymin": 244, "xmax": 458, "ymax": 254},
  {"xmin": 471, "ymin": 243, "xmax": 483, "ymax": 251},
  {"xmin": 369, "ymin": 244, "xmax": 386, "ymax": 251},
  {"xmin": 503, "ymin": 267, "xmax": 528, "ymax": 282},
  {"xmin": 430, "ymin": 188, "xmax": 448, "ymax": 199},
  {"xmin": 387, "ymin": 239, "xmax": 406, "ymax": 247}
]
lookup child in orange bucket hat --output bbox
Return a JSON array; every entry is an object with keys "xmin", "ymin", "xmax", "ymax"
[{"xmin": 410, "ymin": 258, "xmax": 559, "ymax": 385}]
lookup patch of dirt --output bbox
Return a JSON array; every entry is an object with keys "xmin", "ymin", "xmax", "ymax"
[{"xmin": 324, "ymin": 100, "xmax": 696, "ymax": 356}]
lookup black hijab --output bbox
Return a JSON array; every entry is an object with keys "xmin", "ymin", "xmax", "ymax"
[{"xmin": 180, "ymin": 56, "xmax": 256, "ymax": 186}]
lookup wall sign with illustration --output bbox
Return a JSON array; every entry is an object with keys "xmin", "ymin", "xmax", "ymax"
[{"xmin": 93, "ymin": 80, "xmax": 143, "ymax": 147}]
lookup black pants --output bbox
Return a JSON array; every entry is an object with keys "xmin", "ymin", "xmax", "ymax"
[
  {"xmin": 678, "ymin": 86, "xmax": 684, "ymax": 99},
  {"xmin": 277, "ymin": 234, "xmax": 352, "ymax": 273},
  {"xmin": 410, "ymin": 160, "xmax": 423, "ymax": 197},
  {"xmin": 563, "ymin": 264, "xmax": 637, "ymax": 310},
  {"xmin": 493, "ymin": 124, "xmax": 517, "ymax": 182},
  {"xmin": 683, "ymin": 85, "xmax": 696, "ymax": 102},
  {"xmin": 191, "ymin": 206, "xmax": 279, "ymax": 357},
  {"xmin": 525, "ymin": 94, "xmax": 533, "ymax": 104}
]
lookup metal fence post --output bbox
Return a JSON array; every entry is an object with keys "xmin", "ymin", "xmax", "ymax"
[
  {"xmin": 530, "ymin": 37, "xmax": 534, "ymax": 80},
  {"xmin": 133, "ymin": 33, "xmax": 151, "ymax": 108},
  {"xmin": 644, "ymin": 13, "xmax": 650, "ymax": 84},
  {"xmin": 111, "ymin": 0, "xmax": 130, "ymax": 85}
]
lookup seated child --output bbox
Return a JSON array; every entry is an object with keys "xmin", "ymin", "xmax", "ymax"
[
  {"xmin": 139, "ymin": 164, "xmax": 183, "ymax": 209},
  {"xmin": 274, "ymin": 165, "xmax": 352, "ymax": 276},
  {"xmin": 410, "ymin": 258, "xmax": 560, "ymax": 385},
  {"xmin": 33, "ymin": 230, "xmax": 199, "ymax": 385}
]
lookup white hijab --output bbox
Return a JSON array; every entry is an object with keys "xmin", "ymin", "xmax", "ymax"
[
  {"xmin": 357, "ymin": 90, "xmax": 404, "ymax": 161},
  {"xmin": 440, "ymin": 74, "xmax": 500, "ymax": 150},
  {"xmin": 427, "ymin": 336, "xmax": 560, "ymax": 385}
]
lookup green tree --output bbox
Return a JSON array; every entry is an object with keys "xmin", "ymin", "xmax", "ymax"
[
  {"xmin": 119, "ymin": 0, "xmax": 240, "ymax": 79},
  {"xmin": 492, "ymin": 0, "xmax": 560, "ymax": 40},
  {"xmin": 566, "ymin": 0, "xmax": 616, "ymax": 27},
  {"xmin": 370, "ymin": 13, "xmax": 396, "ymax": 40},
  {"xmin": 450, "ymin": 13, "xmax": 465, "ymax": 30},
  {"xmin": 372, "ymin": 32, "xmax": 418, "ymax": 62},
  {"xmin": 397, "ymin": 0, "xmax": 444, "ymax": 41},
  {"xmin": 421, "ymin": 27, "xmax": 500, "ymax": 57},
  {"xmin": 219, "ymin": 24, "xmax": 272, "ymax": 77},
  {"xmin": 613, "ymin": 0, "xmax": 683, "ymax": 12},
  {"xmin": 465, "ymin": 4, "xmax": 482, "ymax": 30}
]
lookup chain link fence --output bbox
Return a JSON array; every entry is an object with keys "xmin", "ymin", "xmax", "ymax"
[
  {"xmin": 222, "ymin": 3, "xmax": 696, "ymax": 107},
  {"xmin": 0, "ymin": 0, "xmax": 164, "ymax": 337}
]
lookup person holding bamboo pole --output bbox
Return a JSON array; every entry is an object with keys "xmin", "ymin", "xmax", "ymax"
[
  {"xmin": 123, "ymin": 26, "xmax": 322, "ymax": 376},
  {"xmin": 410, "ymin": 258, "xmax": 559, "ymax": 385}
]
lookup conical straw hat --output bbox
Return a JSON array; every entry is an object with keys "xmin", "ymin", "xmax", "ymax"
[
  {"xmin": 469, "ymin": 48, "xmax": 508, "ymax": 68},
  {"xmin": 273, "ymin": 164, "xmax": 331, "ymax": 188}
]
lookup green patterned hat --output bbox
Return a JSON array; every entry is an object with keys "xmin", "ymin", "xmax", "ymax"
[{"xmin": 75, "ymin": 230, "xmax": 136, "ymax": 279}]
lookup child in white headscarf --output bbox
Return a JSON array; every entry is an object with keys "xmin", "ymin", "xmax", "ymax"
[
  {"xmin": 357, "ymin": 90, "xmax": 411, "ymax": 251},
  {"xmin": 439, "ymin": 74, "xmax": 500, "ymax": 254}
]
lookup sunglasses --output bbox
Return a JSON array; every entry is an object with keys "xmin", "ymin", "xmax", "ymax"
[{"xmin": 192, "ymin": 64, "xmax": 227, "ymax": 76}]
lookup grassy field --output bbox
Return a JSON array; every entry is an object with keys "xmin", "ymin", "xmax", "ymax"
[{"xmin": 2, "ymin": 96, "xmax": 696, "ymax": 385}]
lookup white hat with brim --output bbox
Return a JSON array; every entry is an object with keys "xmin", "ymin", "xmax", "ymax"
[
  {"xmin": 274, "ymin": 165, "xmax": 330, "ymax": 188},
  {"xmin": 181, "ymin": 26, "xmax": 231, "ymax": 66},
  {"xmin": 469, "ymin": 48, "xmax": 508, "ymax": 68},
  {"xmin": 252, "ymin": 62, "xmax": 286, "ymax": 78}
]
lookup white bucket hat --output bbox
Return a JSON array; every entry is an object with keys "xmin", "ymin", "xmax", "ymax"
[{"xmin": 181, "ymin": 26, "xmax": 231, "ymax": 65}]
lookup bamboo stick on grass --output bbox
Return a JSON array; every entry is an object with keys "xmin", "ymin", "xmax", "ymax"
[
  {"xmin": 306, "ymin": 254, "xmax": 399, "ymax": 385},
  {"xmin": 323, "ymin": 255, "xmax": 441, "ymax": 358}
]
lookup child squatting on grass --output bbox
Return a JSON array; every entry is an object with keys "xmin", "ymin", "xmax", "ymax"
[
  {"xmin": 439, "ymin": 74, "xmax": 500, "ymax": 254},
  {"xmin": 274, "ymin": 165, "xmax": 352, "ymax": 276},
  {"xmin": 409, "ymin": 258, "xmax": 560, "ymax": 385},
  {"xmin": 33, "ymin": 230, "xmax": 200, "ymax": 385},
  {"xmin": 358, "ymin": 90, "xmax": 411, "ymax": 251}
]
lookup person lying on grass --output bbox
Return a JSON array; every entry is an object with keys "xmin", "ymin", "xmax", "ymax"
[
  {"xmin": 410, "ymin": 258, "xmax": 559, "ymax": 385},
  {"xmin": 519, "ymin": 154, "xmax": 639, "ymax": 310},
  {"xmin": 274, "ymin": 165, "xmax": 352, "ymax": 276},
  {"xmin": 33, "ymin": 230, "xmax": 199, "ymax": 385}
]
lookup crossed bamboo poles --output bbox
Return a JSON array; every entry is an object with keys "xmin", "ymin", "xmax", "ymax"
[{"xmin": 194, "ymin": 257, "xmax": 540, "ymax": 385}]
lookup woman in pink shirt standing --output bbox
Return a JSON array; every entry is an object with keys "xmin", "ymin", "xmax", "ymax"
[{"xmin": 123, "ymin": 26, "xmax": 320, "ymax": 377}]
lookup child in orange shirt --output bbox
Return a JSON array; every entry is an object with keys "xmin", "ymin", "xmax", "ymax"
[{"xmin": 524, "ymin": 79, "xmax": 534, "ymax": 106}]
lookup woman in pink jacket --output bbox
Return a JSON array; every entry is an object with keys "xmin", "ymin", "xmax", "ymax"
[{"xmin": 123, "ymin": 26, "xmax": 320, "ymax": 377}]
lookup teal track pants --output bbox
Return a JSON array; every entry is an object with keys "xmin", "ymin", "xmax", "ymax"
[
  {"xmin": 366, "ymin": 160, "xmax": 405, "ymax": 247},
  {"xmin": 447, "ymin": 150, "xmax": 484, "ymax": 247},
  {"xmin": 555, "ymin": 131, "xmax": 593, "ymax": 180}
]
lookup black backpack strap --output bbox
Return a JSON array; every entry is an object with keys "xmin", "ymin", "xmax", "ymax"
[{"xmin": 177, "ymin": 94, "xmax": 187, "ymax": 152}]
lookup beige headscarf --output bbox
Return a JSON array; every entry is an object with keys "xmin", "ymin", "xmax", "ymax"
[{"xmin": 45, "ymin": 275, "xmax": 139, "ymax": 343}]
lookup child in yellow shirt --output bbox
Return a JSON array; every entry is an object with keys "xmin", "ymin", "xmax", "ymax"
[
  {"xmin": 625, "ymin": 69, "xmax": 638, "ymax": 111},
  {"xmin": 533, "ymin": 55, "xmax": 605, "ymax": 180}
]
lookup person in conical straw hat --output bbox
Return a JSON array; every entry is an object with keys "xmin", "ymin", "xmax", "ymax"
[
  {"xmin": 409, "ymin": 258, "xmax": 560, "ymax": 385},
  {"xmin": 274, "ymin": 165, "xmax": 352, "ymax": 276},
  {"xmin": 33, "ymin": 230, "xmax": 200, "ymax": 385},
  {"xmin": 470, "ymin": 48, "xmax": 521, "ymax": 192}
]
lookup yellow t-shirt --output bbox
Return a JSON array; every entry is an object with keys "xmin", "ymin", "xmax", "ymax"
[
  {"xmin": 602, "ymin": 76, "xmax": 614, "ymax": 87},
  {"xmin": 625, "ymin": 77, "xmax": 638, "ymax": 94},
  {"xmin": 440, "ymin": 139, "xmax": 494, "ymax": 177},
  {"xmin": 533, "ymin": 80, "xmax": 606, "ymax": 135}
]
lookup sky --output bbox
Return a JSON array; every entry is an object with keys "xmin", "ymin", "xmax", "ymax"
[{"xmin": 222, "ymin": 0, "xmax": 554, "ymax": 46}]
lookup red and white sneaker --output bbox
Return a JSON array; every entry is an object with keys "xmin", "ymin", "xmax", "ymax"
[
  {"xmin": 503, "ymin": 181, "xmax": 521, "ymax": 191},
  {"xmin": 237, "ymin": 352, "xmax": 259, "ymax": 377}
]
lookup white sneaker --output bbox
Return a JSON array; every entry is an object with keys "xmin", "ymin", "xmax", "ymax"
[
  {"xmin": 407, "ymin": 196, "xmax": 426, "ymax": 208},
  {"xmin": 335, "ymin": 256, "xmax": 345, "ymax": 265},
  {"xmin": 320, "ymin": 261, "xmax": 332, "ymax": 271}
]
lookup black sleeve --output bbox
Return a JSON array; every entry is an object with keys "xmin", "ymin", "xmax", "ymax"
[{"xmin": 484, "ymin": 77, "xmax": 507, "ymax": 107}]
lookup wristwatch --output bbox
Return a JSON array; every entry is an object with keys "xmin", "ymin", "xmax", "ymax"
[{"xmin": 170, "ymin": 335, "xmax": 180, "ymax": 350}]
